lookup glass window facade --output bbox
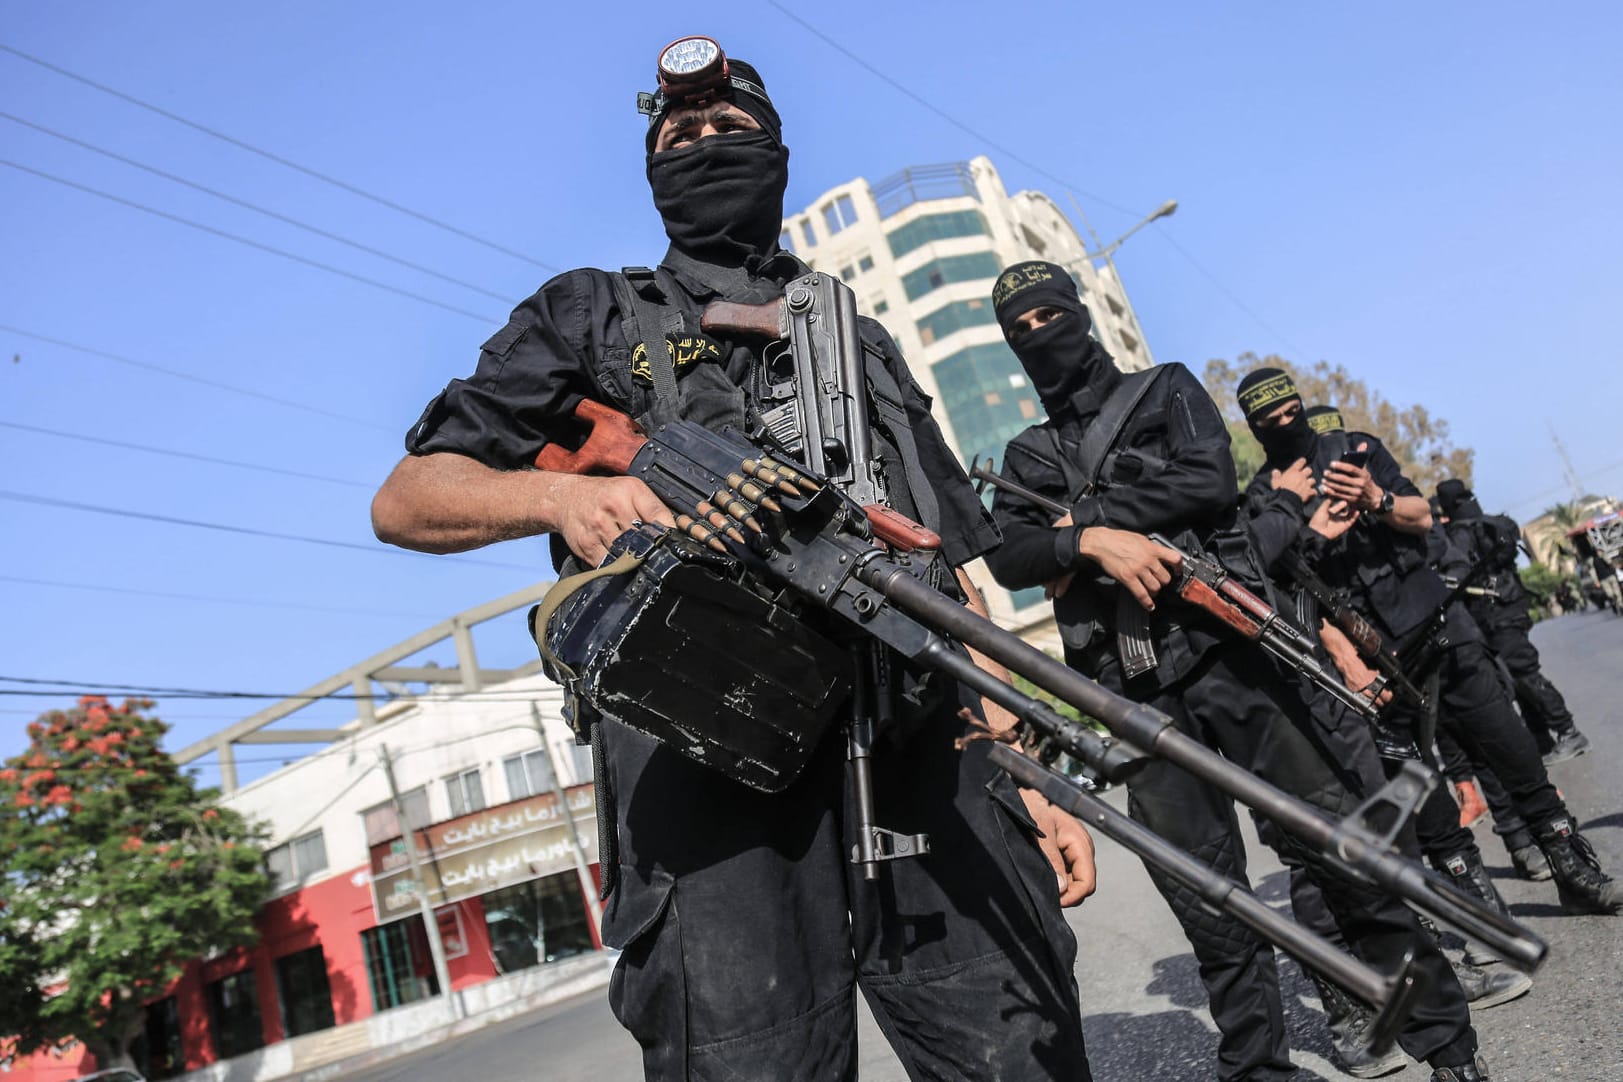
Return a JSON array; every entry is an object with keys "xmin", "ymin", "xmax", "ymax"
[
  {"xmin": 445, "ymin": 768, "xmax": 486, "ymax": 817},
  {"xmin": 360, "ymin": 788, "xmax": 428, "ymax": 848},
  {"xmin": 362, "ymin": 915, "xmax": 440, "ymax": 1012},
  {"xmin": 822, "ymin": 193, "xmax": 858, "ymax": 235},
  {"xmin": 916, "ymin": 298, "xmax": 996, "ymax": 346},
  {"xmin": 275, "ymin": 945, "xmax": 336, "ymax": 1038},
  {"xmin": 206, "ymin": 969, "xmax": 264, "ymax": 1059},
  {"xmin": 931, "ymin": 342, "xmax": 1043, "ymax": 474},
  {"xmin": 132, "ymin": 996, "xmax": 183, "ymax": 1079},
  {"xmin": 265, "ymin": 830, "xmax": 327, "ymax": 892},
  {"xmin": 504, "ymin": 746, "xmax": 592, "ymax": 799},
  {"xmin": 481, "ymin": 872, "xmax": 595, "ymax": 974},
  {"xmin": 885, "ymin": 209, "xmax": 988, "ymax": 259},
  {"xmin": 901, "ymin": 251, "xmax": 1002, "ymax": 301}
]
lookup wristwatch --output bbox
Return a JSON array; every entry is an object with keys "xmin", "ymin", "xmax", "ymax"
[{"xmin": 1376, "ymin": 487, "xmax": 1395, "ymax": 515}]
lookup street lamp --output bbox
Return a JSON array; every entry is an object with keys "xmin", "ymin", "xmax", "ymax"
[{"xmin": 1085, "ymin": 199, "xmax": 1178, "ymax": 262}]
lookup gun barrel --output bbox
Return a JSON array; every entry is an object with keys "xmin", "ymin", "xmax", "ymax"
[
  {"xmin": 990, "ymin": 744, "xmax": 1423, "ymax": 1048},
  {"xmin": 970, "ymin": 463, "xmax": 1069, "ymax": 517},
  {"xmin": 860, "ymin": 560, "xmax": 1547, "ymax": 969}
]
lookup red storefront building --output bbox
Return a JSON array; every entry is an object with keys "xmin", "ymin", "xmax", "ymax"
[{"xmin": 9, "ymin": 673, "xmax": 605, "ymax": 1082}]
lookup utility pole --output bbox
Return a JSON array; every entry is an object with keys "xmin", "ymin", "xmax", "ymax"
[
  {"xmin": 1548, "ymin": 421, "xmax": 1587, "ymax": 503},
  {"xmin": 530, "ymin": 702, "xmax": 605, "ymax": 942},
  {"xmin": 378, "ymin": 744, "xmax": 459, "ymax": 1019}
]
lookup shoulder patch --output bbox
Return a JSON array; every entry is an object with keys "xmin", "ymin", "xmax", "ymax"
[{"xmin": 631, "ymin": 332, "xmax": 724, "ymax": 383}]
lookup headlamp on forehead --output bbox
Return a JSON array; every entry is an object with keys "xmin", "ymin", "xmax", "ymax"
[{"xmin": 638, "ymin": 35, "xmax": 729, "ymax": 120}]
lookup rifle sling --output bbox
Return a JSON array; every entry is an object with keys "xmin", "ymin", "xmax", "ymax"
[
  {"xmin": 613, "ymin": 268, "xmax": 687, "ymax": 431},
  {"xmin": 1046, "ymin": 367, "xmax": 1167, "ymax": 674}
]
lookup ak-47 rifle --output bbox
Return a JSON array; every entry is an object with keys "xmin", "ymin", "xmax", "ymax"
[
  {"xmin": 1275, "ymin": 547, "xmax": 1428, "ymax": 711},
  {"xmin": 531, "ymin": 274, "xmax": 1546, "ymax": 1045},
  {"xmin": 965, "ymin": 461, "xmax": 1379, "ymax": 720}
]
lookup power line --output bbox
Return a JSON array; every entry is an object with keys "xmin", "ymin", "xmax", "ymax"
[
  {"xmin": 0, "ymin": 324, "xmax": 393, "ymax": 431},
  {"xmin": 4, "ymin": 159, "xmax": 497, "ymax": 323},
  {"xmin": 0, "ymin": 675, "xmax": 558, "ymax": 705},
  {"xmin": 0, "ymin": 43, "xmax": 562, "ymax": 274},
  {"xmin": 760, "ymin": 1, "xmax": 1140, "ymax": 220},
  {"xmin": 0, "ymin": 678, "xmax": 558, "ymax": 710},
  {"xmin": 1153, "ymin": 232, "xmax": 1307, "ymax": 359},
  {"xmin": 2, "ymin": 111, "xmax": 520, "ymax": 305},
  {"xmin": 760, "ymin": 3, "xmax": 1307, "ymax": 357},
  {"xmin": 0, "ymin": 419, "xmax": 372, "ymax": 489},
  {"xmin": 0, "ymin": 489, "xmax": 539, "ymax": 570},
  {"xmin": 1, "ymin": 573, "xmax": 439, "ymax": 619}
]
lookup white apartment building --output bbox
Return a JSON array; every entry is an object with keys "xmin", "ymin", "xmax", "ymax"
[{"xmin": 782, "ymin": 156, "xmax": 1156, "ymax": 634}]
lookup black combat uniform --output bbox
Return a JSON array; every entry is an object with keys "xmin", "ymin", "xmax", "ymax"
[
  {"xmin": 1237, "ymin": 369, "xmax": 1621, "ymax": 920},
  {"xmin": 1436, "ymin": 480, "xmax": 1589, "ymax": 762},
  {"xmin": 403, "ymin": 60, "xmax": 1090, "ymax": 1082},
  {"xmin": 983, "ymin": 263, "xmax": 1478, "ymax": 1081}
]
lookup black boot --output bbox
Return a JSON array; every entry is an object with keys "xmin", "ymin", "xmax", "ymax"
[
  {"xmin": 1435, "ymin": 848, "xmax": 1512, "ymax": 965},
  {"xmin": 1431, "ymin": 1054, "xmax": 1490, "ymax": 1081},
  {"xmin": 1308, "ymin": 973, "xmax": 1407, "ymax": 1078},
  {"xmin": 1451, "ymin": 957, "xmax": 1532, "ymax": 1010},
  {"xmin": 1542, "ymin": 727, "xmax": 1591, "ymax": 765},
  {"xmin": 1537, "ymin": 817, "xmax": 1623, "ymax": 914},
  {"xmin": 1502, "ymin": 827, "xmax": 1552, "ymax": 881}
]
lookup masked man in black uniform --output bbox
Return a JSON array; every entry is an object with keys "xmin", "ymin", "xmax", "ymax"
[
  {"xmin": 372, "ymin": 40, "xmax": 1098, "ymax": 1082},
  {"xmin": 1435, "ymin": 480, "xmax": 1591, "ymax": 765},
  {"xmin": 1237, "ymin": 368, "xmax": 1622, "ymax": 928},
  {"xmin": 982, "ymin": 262, "xmax": 1484, "ymax": 1082}
]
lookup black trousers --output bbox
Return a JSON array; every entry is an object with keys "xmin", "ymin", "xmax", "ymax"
[
  {"xmin": 1481, "ymin": 619, "xmax": 1578, "ymax": 752},
  {"xmin": 1397, "ymin": 639, "xmax": 1569, "ymax": 832},
  {"xmin": 1107, "ymin": 643, "xmax": 1476, "ymax": 1079},
  {"xmin": 595, "ymin": 702, "xmax": 1091, "ymax": 1082}
]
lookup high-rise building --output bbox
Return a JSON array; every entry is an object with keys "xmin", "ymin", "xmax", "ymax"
[{"xmin": 782, "ymin": 156, "xmax": 1156, "ymax": 635}]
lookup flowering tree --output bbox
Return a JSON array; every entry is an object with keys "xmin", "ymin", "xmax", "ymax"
[{"xmin": 0, "ymin": 697, "xmax": 269, "ymax": 1070}]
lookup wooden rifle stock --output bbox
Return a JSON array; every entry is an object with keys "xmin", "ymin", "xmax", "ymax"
[
  {"xmin": 535, "ymin": 397, "xmax": 648, "ymax": 475},
  {"xmin": 701, "ymin": 299, "xmax": 788, "ymax": 340}
]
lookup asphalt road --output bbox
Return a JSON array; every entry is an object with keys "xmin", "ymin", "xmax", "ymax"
[{"xmin": 344, "ymin": 611, "xmax": 1623, "ymax": 1081}]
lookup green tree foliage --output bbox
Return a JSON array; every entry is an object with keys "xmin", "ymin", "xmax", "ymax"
[
  {"xmin": 1203, "ymin": 353, "xmax": 1475, "ymax": 493},
  {"xmin": 0, "ymin": 698, "xmax": 269, "ymax": 1070},
  {"xmin": 1518, "ymin": 561, "xmax": 1564, "ymax": 622}
]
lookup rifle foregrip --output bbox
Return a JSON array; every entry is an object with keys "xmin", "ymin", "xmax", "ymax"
[
  {"xmin": 534, "ymin": 398, "xmax": 647, "ymax": 475},
  {"xmin": 701, "ymin": 299, "xmax": 787, "ymax": 340},
  {"xmin": 865, "ymin": 505, "xmax": 942, "ymax": 552},
  {"xmin": 1180, "ymin": 578, "xmax": 1262, "ymax": 639}
]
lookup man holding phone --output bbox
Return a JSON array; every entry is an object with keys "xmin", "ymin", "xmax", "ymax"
[{"xmin": 1237, "ymin": 367, "xmax": 1622, "ymax": 920}]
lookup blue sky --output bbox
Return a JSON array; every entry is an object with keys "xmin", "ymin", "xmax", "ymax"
[{"xmin": 4, "ymin": 2, "xmax": 1620, "ymax": 779}]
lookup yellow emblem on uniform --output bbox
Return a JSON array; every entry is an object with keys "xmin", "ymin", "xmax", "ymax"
[
  {"xmin": 1238, "ymin": 372, "xmax": 1299, "ymax": 417},
  {"xmin": 992, "ymin": 262, "xmax": 1057, "ymax": 307},
  {"xmin": 632, "ymin": 333, "xmax": 723, "ymax": 382}
]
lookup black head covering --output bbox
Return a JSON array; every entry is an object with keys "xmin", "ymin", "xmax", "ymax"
[
  {"xmin": 643, "ymin": 58, "xmax": 782, "ymax": 153},
  {"xmin": 645, "ymin": 54, "xmax": 790, "ymax": 267},
  {"xmin": 991, "ymin": 261, "xmax": 1120, "ymax": 417},
  {"xmin": 1305, "ymin": 404, "xmax": 1345, "ymax": 435},
  {"xmin": 1436, "ymin": 478, "xmax": 1482, "ymax": 520},
  {"xmin": 1238, "ymin": 367, "xmax": 1315, "ymax": 466}
]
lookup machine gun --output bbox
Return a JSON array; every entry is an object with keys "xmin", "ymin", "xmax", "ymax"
[
  {"xmin": 966, "ymin": 461, "xmax": 1379, "ymax": 719},
  {"xmin": 529, "ymin": 275, "xmax": 1545, "ymax": 1044},
  {"xmin": 533, "ymin": 403, "xmax": 1545, "ymax": 1044}
]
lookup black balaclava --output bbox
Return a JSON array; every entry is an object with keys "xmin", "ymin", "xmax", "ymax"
[
  {"xmin": 1239, "ymin": 367, "xmax": 1315, "ymax": 466},
  {"xmin": 645, "ymin": 58, "xmax": 790, "ymax": 268},
  {"xmin": 1305, "ymin": 404, "xmax": 1345, "ymax": 435},
  {"xmin": 1436, "ymin": 479, "xmax": 1483, "ymax": 520},
  {"xmin": 992, "ymin": 261, "xmax": 1120, "ymax": 417}
]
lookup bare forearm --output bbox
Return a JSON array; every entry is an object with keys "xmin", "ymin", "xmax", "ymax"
[
  {"xmin": 1383, "ymin": 494, "xmax": 1432, "ymax": 535},
  {"xmin": 372, "ymin": 453, "xmax": 566, "ymax": 553}
]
